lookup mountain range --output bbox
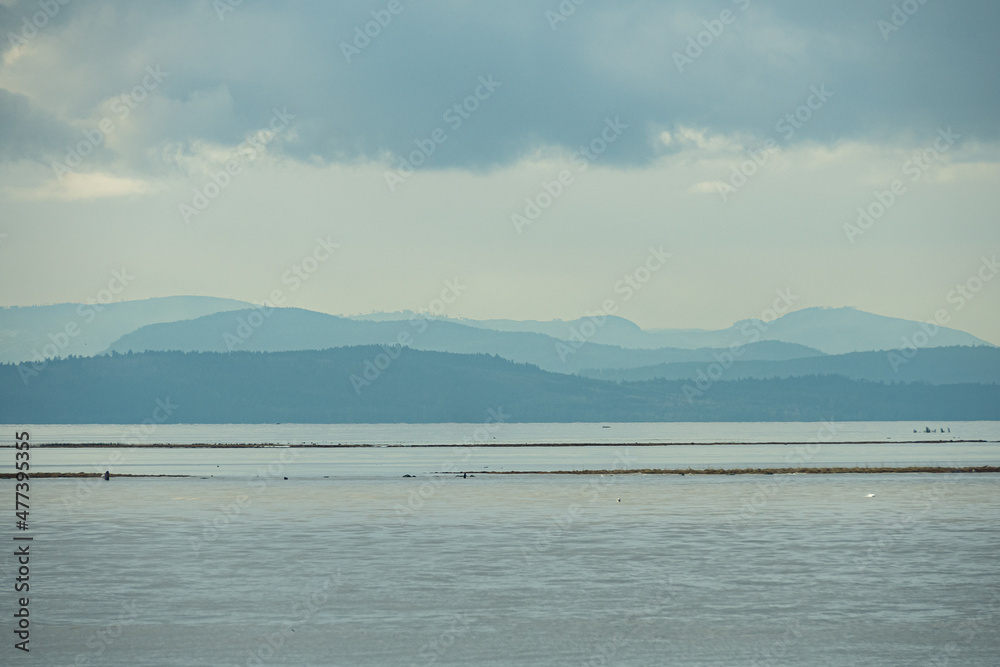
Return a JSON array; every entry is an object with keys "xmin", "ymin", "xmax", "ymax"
[
  {"xmin": 2, "ymin": 297, "xmax": 992, "ymax": 370},
  {"xmin": 2, "ymin": 297, "xmax": 997, "ymax": 423},
  {"xmin": 343, "ymin": 306, "xmax": 990, "ymax": 354},
  {"xmin": 580, "ymin": 346, "xmax": 1000, "ymax": 386},
  {"xmin": 0, "ymin": 296, "xmax": 251, "ymax": 364},
  {"xmin": 103, "ymin": 307, "xmax": 824, "ymax": 374}
]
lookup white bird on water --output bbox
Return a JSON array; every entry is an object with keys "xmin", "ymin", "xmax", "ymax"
[{"xmin": 865, "ymin": 493, "xmax": 876, "ymax": 498}]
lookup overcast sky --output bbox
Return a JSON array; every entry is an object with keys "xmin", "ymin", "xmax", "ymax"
[{"xmin": 1, "ymin": 0, "xmax": 998, "ymax": 342}]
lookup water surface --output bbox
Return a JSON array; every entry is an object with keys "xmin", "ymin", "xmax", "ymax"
[
  {"xmin": 3, "ymin": 473, "xmax": 997, "ymax": 666},
  {"xmin": 2, "ymin": 422, "xmax": 998, "ymax": 665}
]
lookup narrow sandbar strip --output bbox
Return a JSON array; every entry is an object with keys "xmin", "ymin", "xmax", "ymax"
[
  {"xmin": 458, "ymin": 466, "xmax": 1000, "ymax": 475},
  {"xmin": 3, "ymin": 467, "xmax": 997, "ymax": 479},
  {"xmin": 16, "ymin": 439, "xmax": 991, "ymax": 448},
  {"xmin": 0, "ymin": 472, "xmax": 190, "ymax": 478}
]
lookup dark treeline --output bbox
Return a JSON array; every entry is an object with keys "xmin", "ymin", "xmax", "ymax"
[{"xmin": 2, "ymin": 347, "xmax": 999, "ymax": 424}]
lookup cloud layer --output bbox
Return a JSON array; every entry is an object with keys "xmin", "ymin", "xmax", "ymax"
[{"xmin": 2, "ymin": 0, "xmax": 998, "ymax": 175}]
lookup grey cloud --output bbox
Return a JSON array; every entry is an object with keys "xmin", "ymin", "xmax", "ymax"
[
  {"xmin": 0, "ymin": 88, "xmax": 78, "ymax": 162},
  {"xmin": 0, "ymin": 0, "xmax": 997, "ymax": 171}
]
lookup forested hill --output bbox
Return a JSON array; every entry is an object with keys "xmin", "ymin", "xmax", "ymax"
[{"xmin": 2, "ymin": 347, "xmax": 999, "ymax": 424}]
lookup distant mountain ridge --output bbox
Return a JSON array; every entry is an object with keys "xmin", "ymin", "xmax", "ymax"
[
  {"xmin": 642, "ymin": 307, "xmax": 990, "ymax": 354},
  {"xmin": 580, "ymin": 346, "xmax": 1000, "ymax": 386},
  {"xmin": 358, "ymin": 306, "xmax": 990, "ymax": 354},
  {"xmin": 104, "ymin": 307, "xmax": 823, "ymax": 374},
  {"xmin": 0, "ymin": 296, "xmax": 252, "ymax": 364},
  {"xmin": 1, "ymin": 298, "xmax": 992, "ymax": 369},
  {"xmin": 350, "ymin": 311, "xmax": 655, "ymax": 348}
]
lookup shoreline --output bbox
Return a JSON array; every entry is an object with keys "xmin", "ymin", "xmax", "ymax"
[
  {"xmin": 464, "ymin": 466, "xmax": 1000, "ymax": 475},
  {"xmin": 3, "ymin": 466, "xmax": 999, "ymax": 479},
  {"xmin": 4, "ymin": 439, "xmax": 990, "ymax": 448},
  {"xmin": 0, "ymin": 472, "xmax": 190, "ymax": 478}
]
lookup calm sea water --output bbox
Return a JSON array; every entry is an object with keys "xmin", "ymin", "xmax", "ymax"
[{"xmin": 2, "ymin": 423, "xmax": 999, "ymax": 665}]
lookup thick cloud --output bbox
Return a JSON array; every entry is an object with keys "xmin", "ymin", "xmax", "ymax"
[
  {"xmin": 1, "ymin": 0, "xmax": 997, "ymax": 172},
  {"xmin": 0, "ymin": 88, "xmax": 78, "ymax": 161}
]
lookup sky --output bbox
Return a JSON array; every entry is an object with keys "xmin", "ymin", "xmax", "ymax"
[{"xmin": 0, "ymin": 0, "xmax": 998, "ymax": 343}]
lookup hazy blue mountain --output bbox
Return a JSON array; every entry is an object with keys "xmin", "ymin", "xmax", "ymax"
[
  {"xmin": 644, "ymin": 307, "xmax": 991, "ymax": 354},
  {"xmin": 0, "ymin": 296, "xmax": 253, "ymax": 363},
  {"xmin": 3, "ymin": 348, "xmax": 998, "ymax": 423},
  {"xmin": 348, "ymin": 306, "xmax": 992, "ymax": 353},
  {"xmin": 105, "ymin": 307, "xmax": 823, "ymax": 374},
  {"xmin": 579, "ymin": 346, "xmax": 1000, "ymax": 385},
  {"xmin": 351, "ymin": 312, "xmax": 658, "ymax": 349}
]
